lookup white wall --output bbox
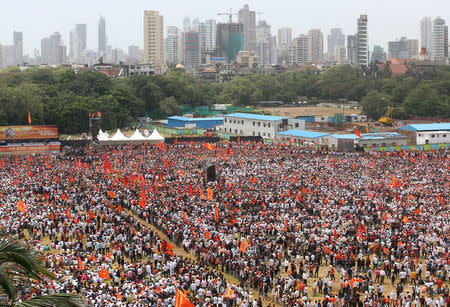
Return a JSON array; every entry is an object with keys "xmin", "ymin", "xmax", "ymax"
[{"xmin": 416, "ymin": 131, "xmax": 450, "ymax": 145}]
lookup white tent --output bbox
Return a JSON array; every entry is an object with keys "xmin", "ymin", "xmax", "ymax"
[
  {"xmin": 128, "ymin": 129, "xmax": 148, "ymax": 144},
  {"xmin": 109, "ymin": 129, "xmax": 129, "ymax": 143},
  {"xmin": 148, "ymin": 129, "xmax": 165, "ymax": 144},
  {"xmin": 97, "ymin": 130, "xmax": 109, "ymax": 141}
]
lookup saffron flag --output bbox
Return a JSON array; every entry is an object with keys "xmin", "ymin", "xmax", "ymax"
[
  {"xmin": 355, "ymin": 129, "xmax": 362, "ymax": 138},
  {"xmin": 66, "ymin": 208, "xmax": 72, "ymax": 220},
  {"xmin": 18, "ymin": 198, "xmax": 25, "ymax": 213},
  {"xmin": 214, "ymin": 203, "xmax": 219, "ymax": 222},
  {"xmin": 175, "ymin": 288, "xmax": 194, "ymax": 307},
  {"xmin": 239, "ymin": 241, "xmax": 248, "ymax": 253},
  {"xmin": 28, "ymin": 110, "xmax": 31, "ymax": 125},
  {"xmin": 77, "ymin": 256, "xmax": 83, "ymax": 270},
  {"xmin": 164, "ymin": 157, "xmax": 170, "ymax": 167},
  {"xmin": 139, "ymin": 188, "xmax": 146, "ymax": 208},
  {"xmin": 322, "ymin": 243, "xmax": 333, "ymax": 255},
  {"xmin": 199, "ymin": 188, "xmax": 206, "ymax": 200},
  {"xmin": 117, "ymin": 204, "xmax": 122, "ymax": 214},
  {"xmin": 99, "ymin": 267, "xmax": 110, "ymax": 279},
  {"xmin": 207, "ymin": 187, "xmax": 213, "ymax": 200},
  {"xmin": 104, "ymin": 152, "xmax": 115, "ymax": 173}
]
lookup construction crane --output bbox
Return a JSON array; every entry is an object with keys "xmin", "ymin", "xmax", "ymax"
[
  {"xmin": 217, "ymin": 9, "xmax": 236, "ymax": 24},
  {"xmin": 378, "ymin": 106, "xmax": 395, "ymax": 126}
]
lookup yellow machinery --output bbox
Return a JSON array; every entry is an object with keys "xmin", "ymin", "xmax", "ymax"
[{"xmin": 379, "ymin": 107, "xmax": 395, "ymax": 126}]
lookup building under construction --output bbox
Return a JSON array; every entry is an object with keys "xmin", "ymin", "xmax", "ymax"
[{"xmin": 215, "ymin": 23, "xmax": 244, "ymax": 62}]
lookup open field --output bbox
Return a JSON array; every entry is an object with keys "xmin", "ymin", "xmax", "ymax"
[{"xmin": 257, "ymin": 106, "xmax": 361, "ymax": 118}]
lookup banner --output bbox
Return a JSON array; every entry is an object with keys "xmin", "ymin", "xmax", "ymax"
[
  {"xmin": 0, "ymin": 144, "xmax": 60, "ymax": 155},
  {"xmin": 0, "ymin": 126, "xmax": 58, "ymax": 141}
]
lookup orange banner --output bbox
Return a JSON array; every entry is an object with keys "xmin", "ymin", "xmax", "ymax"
[
  {"xmin": 0, "ymin": 144, "xmax": 60, "ymax": 155},
  {"xmin": 0, "ymin": 126, "xmax": 58, "ymax": 141}
]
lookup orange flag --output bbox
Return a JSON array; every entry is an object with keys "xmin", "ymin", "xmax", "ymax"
[
  {"xmin": 164, "ymin": 157, "xmax": 170, "ymax": 167},
  {"xmin": 402, "ymin": 216, "xmax": 409, "ymax": 223},
  {"xmin": 207, "ymin": 187, "xmax": 213, "ymax": 200},
  {"xmin": 28, "ymin": 110, "xmax": 31, "ymax": 125},
  {"xmin": 414, "ymin": 207, "xmax": 421, "ymax": 215},
  {"xmin": 107, "ymin": 191, "xmax": 115, "ymax": 198},
  {"xmin": 437, "ymin": 194, "xmax": 444, "ymax": 204},
  {"xmin": 301, "ymin": 186, "xmax": 307, "ymax": 194},
  {"xmin": 239, "ymin": 241, "xmax": 248, "ymax": 253},
  {"xmin": 77, "ymin": 256, "xmax": 83, "ymax": 270},
  {"xmin": 0, "ymin": 158, "xmax": 3, "ymax": 169},
  {"xmin": 355, "ymin": 129, "xmax": 362, "ymax": 138},
  {"xmin": 99, "ymin": 267, "xmax": 110, "ymax": 279},
  {"xmin": 215, "ymin": 203, "xmax": 219, "ymax": 222},
  {"xmin": 61, "ymin": 193, "xmax": 67, "ymax": 201},
  {"xmin": 199, "ymin": 188, "xmax": 206, "ymax": 200},
  {"xmin": 66, "ymin": 208, "xmax": 72, "ymax": 220},
  {"xmin": 204, "ymin": 230, "xmax": 211, "ymax": 239},
  {"xmin": 139, "ymin": 188, "xmax": 145, "ymax": 208},
  {"xmin": 117, "ymin": 204, "xmax": 122, "ymax": 214},
  {"xmin": 88, "ymin": 211, "xmax": 95, "ymax": 219},
  {"xmin": 18, "ymin": 198, "xmax": 25, "ymax": 213},
  {"xmin": 175, "ymin": 288, "xmax": 194, "ymax": 307},
  {"xmin": 104, "ymin": 152, "xmax": 115, "ymax": 173},
  {"xmin": 322, "ymin": 243, "xmax": 333, "ymax": 255}
]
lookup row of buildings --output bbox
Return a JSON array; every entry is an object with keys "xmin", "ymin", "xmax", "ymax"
[{"xmin": 164, "ymin": 113, "xmax": 450, "ymax": 150}]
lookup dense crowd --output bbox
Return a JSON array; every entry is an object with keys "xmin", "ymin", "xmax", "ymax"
[{"xmin": 0, "ymin": 142, "xmax": 448, "ymax": 306}]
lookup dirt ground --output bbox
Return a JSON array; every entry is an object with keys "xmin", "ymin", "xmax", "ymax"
[{"xmin": 257, "ymin": 106, "xmax": 361, "ymax": 118}]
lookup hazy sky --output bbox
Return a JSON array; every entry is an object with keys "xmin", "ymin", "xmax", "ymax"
[{"xmin": 1, "ymin": 0, "xmax": 449, "ymax": 55}]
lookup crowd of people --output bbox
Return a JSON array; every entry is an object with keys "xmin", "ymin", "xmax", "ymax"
[{"xmin": 0, "ymin": 141, "xmax": 448, "ymax": 306}]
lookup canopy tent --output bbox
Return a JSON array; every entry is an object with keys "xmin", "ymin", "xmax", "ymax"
[
  {"xmin": 128, "ymin": 129, "xmax": 148, "ymax": 144},
  {"xmin": 109, "ymin": 129, "xmax": 129, "ymax": 144},
  {"xmin": 97, "ymin": 130, "xmax": 109, "ymax": 142},
  {"xmin": 148, "ymin": 129, "xmax": 165, "ymax": 144}
]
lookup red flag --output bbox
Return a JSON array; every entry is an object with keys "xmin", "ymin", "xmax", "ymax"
[
  {"xmin": 164, "ymin": 157, "xmax": 170, "ymax": 168},
  {"xmin": 66, "ymin": 208, "xmax": 72, "ymax": 220},
  {"xmin": 437, "ymin": 194, "xmax": 444, "ymax": 204},
  {"xmin": 0, "ymin": 158, "xmax": 4, "ymax": 169},
  {"xmin": 88, "ymin": 211, "xmax": 95, "ymax": 219},
  {"xmin": 214, "ymin": 203, "xmax": 219, "ymax": 222},
  {"xmin": 355, "ymin": 129, "xmax": 362, "ymax": 138},
  {"xmin": 28, "ymin": 110, "xmax": 31, "ymax": 125},
  {"xmin": 322, "ymin": 243, "xmax": 333, "ymax": 255},
  {"xmin": 104, "ymin": 152, "xmax": 115, "ymax": 173},
  {"xmin": 301, "ymin": 186, "xmax": 307, "ymax": 194},
  {"xmin": 414, "ymin": 207, "xmax": 421, "ymax": 214},
  {"xmin": 18, "ymin": 198, "xmax": 25, "ymax": 213},
  {"xmin": 204, "ymin": 230, "xmax": 211, "ymax": 239},
  {"xmin": 61, "ymin": 193, "xmax": 67, "ymax": 201},
  {"xmin": 175, "ymin": 288, "xmax": 195, "ymax": 307}
]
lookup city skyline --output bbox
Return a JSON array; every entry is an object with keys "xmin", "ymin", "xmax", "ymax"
[{"xmin": 1, "ymin": 0, "xmax": 449, "ymax": 56}]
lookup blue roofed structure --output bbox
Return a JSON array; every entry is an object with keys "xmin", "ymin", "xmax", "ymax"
[
  {"xmin": 278, "ymin": 129, "xmax": 329, "ymax": 139},
  {"xmin": 399, "ymin": 123, "xmax": 450, "ymax": 132},
  {"xmin": 225, "ymin": 113, "xmax": 287, "ymax": 121},
  {"xmin": 167, "ymin": 116, "xmax": 224, "ymax": 129}
]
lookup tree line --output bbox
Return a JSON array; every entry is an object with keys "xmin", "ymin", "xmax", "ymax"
[{"xmin": 0, "ymin": 65, "xmax": 448, "ymax": 134}]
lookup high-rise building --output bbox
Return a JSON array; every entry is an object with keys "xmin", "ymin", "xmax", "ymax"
[
  {"xmin": 127, "ymin": 45, "xmax": 140, "ymax": 63},
  {"xmin": 57, "ymin": 45, "xmax": 67, "ymax": 65},
  {"xmin": 308, "ymin": 29, "xmax": 323, "ymax": 64},
  {"xmin": 255, "ymin": 20, "xmax": 272, "ymax": 65},
  {"xmin": 277, "ymin": 27, "xmax": 292, "ymax": 47},
  {"xmin": 76, "ymin": 24, "xmax": 87, "ymax": 51},
  {"xmin": 198, "ymin": 20, "xmax": 216, "ymax": 63},
  {"xmin": 166, "ymin": 26, "xmax": 180, "ymax": 64},
  {"xmin": 327, "ymin": 28, "xmax": 345, "ymax": 54},
  {"xmin": 183, "ymin": 31, "xmax": 200, "ymax": 70},
  {"xmin": 216, "ymin": 23, "xmax": 244, "ymax": 62},
  {"xmin": 432, "ymin": 17, "xmax": 448, "ymax": 62},
  {"xmin": 41, "ymin": 37, "xmax": 51, "ymax": 64},
  {"xmin": 143, "ymin": 11, "xmax": 164, "ymax": 67},
  {"xmin": 372, "ymin": 45, "xmax": 386, "ymax": 63},
  {"xmin": 40, "ymin": 32, "xmax": 62, "ymax": 65},
  {"xmin": 183, "ymin": 17, "xmax": 192, "ymax": 32},
  {"xmin": 420, "ymin": 17, "xmax": 433, "ymax": 58},
  {"xmin": 238, "ymin": 4, "xmax": 256, "ymax": 51},
  {"xmin": 388, "ymin": 37, "xmax": 418, "ymax": 59},
  {"xmin": 13, "ymin": 31, "xmax": 23, "ymax": 65},
  {"xmin": 347, "ymin": 35, "xmax": 357, "ymax": 66},
  {"xmin": 98, "ymin": 17, "xmax": 107, "ymax": 54},
  {"xmin": 290, "ymin": 34, "xmax": 309, "ymax": 65},
  {"xmin": 357, "ymin": 15, "xmax": 369, "ymax": 67}
]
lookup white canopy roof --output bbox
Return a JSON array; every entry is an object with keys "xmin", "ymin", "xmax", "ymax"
[
  {"xmin": 97, "ymin": 129, "xmax": 109, "ymax": 141},
  {"xmin": 110, "ymin": 129, "xmax": 128, "ymax": 141},
  {"xmin": 129, "ymin": 129, "xmax": 147, "ymax": 141},
  {"xmin": 148, "ymin": 129, "xmax": 165, "ymax": 141}
]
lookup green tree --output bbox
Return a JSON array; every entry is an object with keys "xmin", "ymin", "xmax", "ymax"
[
  {"xmin": 66, "ymin": 71, "xmax": 112, "ymax": 97},
  {"xmin": 403, "ymin": 82, "xmax": 440, "ymax": 116},
  {"xmin": 252, "ymin": 74, "xmax": 282, "ymax": 101},
  {"xmin": 360, "ymin": 90, "xmax": 389, "ymax": 120},
  {"xmin": 222, "ymin": 77, "xmax": 262, "ymax": 106},
  {"xmin": 320, "ymin": 65, "xmax": 363, "ymax": 100},
  {"xmin": 0, "ymin": 240, "xmax": 84, "ymax": 306},
  {"xmin": 381, "ymin": 62, "xmax": 392, "ymax": 78},
  {"xmin": 159, "ymin": 96, "xmax": 182, "ymax": 116}
]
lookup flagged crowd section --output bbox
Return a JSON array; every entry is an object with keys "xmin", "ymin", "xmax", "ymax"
[{"xmin": 0, "ymin": 141, "xmax": 449, "ymax": 306}]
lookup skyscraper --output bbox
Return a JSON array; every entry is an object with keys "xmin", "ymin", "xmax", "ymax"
[
  {"xmin": 98, "ymin": 17, "xmax": 107, "ymax": 54},
  {"xmin": 166, "ymin": 26, "xmax": 181, "ymax": 64},
  {"xmin": 183, "ymin": 31, "xmax": 200, "ymax": 70},
  {"xmin": 308, "ymin": 29, "xmax": 323, "ymax": 64},
  {"xmin": 238, "ymin": 4, "xmax": 256, "ymax": 51},
  {"xmin": 143, "ymin": 11, "xmax": 164, "ymax": 67},
  {"xmin": 347, "ymin": 35, "xmax": 357, "ymax": 66},
  {"xmin": 57, "ymin": 45, "xmax": 67, "ymax": 65},
  {"xmin": 290, "ymin": 34, "xmax": 309, "ymax": 65},
  {"xmin": 76, "ymin": 24, "xmax": 87, "ymax": 51},
  {"xmin": 256, "ymin": 20, "xmax": 272, "ymax": 65},
  {"xmin": 327, "ymin": 28, "xmax": 345, "ymax": 54},
  {"xmin": 357, "ymin": 15, "xmax": 369, "ymax": 67},
  {"xmin": 198, "ymin": 20, "xmax": 216, "ymax": 63},
  {"xmin": 372, "ymin": 45, "xmax": 386, "ymax": 63},
  {"xmin": 277, "ymin": 27, "xmax": 292, "ymax": 47},
  {"xmin": 420, "ymin": 17, "xmax": 433, "ymax": 58},
  {"xmin": 432, "ymin": 17, "xmax": 448, "ymax": 62},
  {"xmin": 13, "ymin": 31, "xmax": 23, "ymax": 65},
  {"xmin": 216, "ymin": 23, "xmax": 244, "ymax": 62},
  {"xmin": 183, "ymin": 17, "xmax": 192, "ymax": 32}
]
